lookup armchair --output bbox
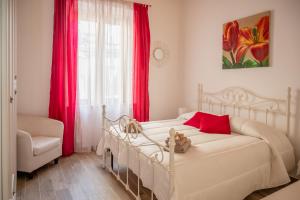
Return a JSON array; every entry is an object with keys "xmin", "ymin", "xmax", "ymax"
[{"xmin": 17, "ymin": 114, "xmax": 64, "ymax": 174}]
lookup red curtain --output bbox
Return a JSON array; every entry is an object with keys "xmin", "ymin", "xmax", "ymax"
[
  {"xmin": 49, "ymin": 0, "xmax": 78, "ymax": 156},
  {"xmin": 133, "ymin": 3, "xmax": 151, "ymax": 122}
]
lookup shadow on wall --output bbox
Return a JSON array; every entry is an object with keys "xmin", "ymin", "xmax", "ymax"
[{"xmin": 291, "ymin": 89, "xmax": 300, "ymax": 161}]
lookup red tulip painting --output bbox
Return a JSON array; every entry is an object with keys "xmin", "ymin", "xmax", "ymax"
[{"xmin": 223, "ymin": 11, "xmax": 270, "ymax": 69}]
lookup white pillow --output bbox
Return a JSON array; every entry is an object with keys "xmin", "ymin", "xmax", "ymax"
[
  {"xmin": 230, "ymin": 117, "xmax": 249, "ymax": 133},
  {"xmin": 177, "ymin": 111, "xmax": 197, "ymax": 120}
]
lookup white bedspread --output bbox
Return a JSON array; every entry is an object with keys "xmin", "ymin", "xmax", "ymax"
[{"xmin": 97, "ymin": 117, "xmax": 295, "ymax": 200}]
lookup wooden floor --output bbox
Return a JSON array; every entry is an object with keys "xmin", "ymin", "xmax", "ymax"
[
  {"xmin": 17, "ymin": 153, "xmax": 286, "ymax": 200},
  {"xmin": 17, "ymin": 153, "xmax": 131, "ymax": 200}
]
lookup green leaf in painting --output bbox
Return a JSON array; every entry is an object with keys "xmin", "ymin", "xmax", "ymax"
[
  {"xmin": 252, "ymin": 27, "xmax": 258, "ymax": 40},
  {"xmin": 233, "ymin": 63, "xmax": 244, "ymax": 68},
  {"xmin": 239, "ymin": 54, "xmax": 246, "ymax": 65},
  {"xmin": 223, "ymin": 56, "xmax": 232, "ymax": 69},
  {"xmin": 262, "ymin": 59, "xmax": 269, "ymax": 66},
  {"xmin": 243, "ymin": 59, "xmax": 259, "ymax": 68}
]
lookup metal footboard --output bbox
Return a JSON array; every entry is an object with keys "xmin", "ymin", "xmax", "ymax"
[{"xmin": 101, "ymin": 105, "xmax": 176, "ymax": 200}]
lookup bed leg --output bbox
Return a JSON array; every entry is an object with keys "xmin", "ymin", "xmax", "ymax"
[
  {"xmin": 111, "ymin": 152, "xmax": 114, "ymax": 170},
  {"xmin": 169, "ymin": 128, "xmax": 176, "ymax": 199}
]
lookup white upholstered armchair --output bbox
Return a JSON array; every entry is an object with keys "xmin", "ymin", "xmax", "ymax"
[{"xmin": 17, "ymin": 115, "xmax": 64, "ymax": 174}]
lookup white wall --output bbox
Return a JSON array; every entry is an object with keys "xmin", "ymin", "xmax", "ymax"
[
  {"xmin": 17, "ymin": 0, "xmax": 54, "ymax": 116},
  {"xmin": 181, "ymin": 0, "xmax": 300, "ymax": 160},
  {"xmin": 138, "ymin": 0, "xmax": 184, "ymax": 120},
  {"xmin": 17, "ymin": 0, "xmax": 183, "ymax": 120}
]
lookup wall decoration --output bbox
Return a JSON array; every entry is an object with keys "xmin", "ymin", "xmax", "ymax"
[
  {"xmin": 222, "ymin": 11, "xmax": 270, "ymax": 69},
  {"xmin": 151, "ymin": 41, "xmax": 169, "ymax": 67}
]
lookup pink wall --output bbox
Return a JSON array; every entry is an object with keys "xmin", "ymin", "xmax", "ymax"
[{"xmin": 181, "ymin": 0, "xmax": 300, "ymax": 160}]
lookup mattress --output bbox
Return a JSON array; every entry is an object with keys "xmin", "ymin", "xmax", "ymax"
[{"xmin": 98, "ymin": 116, "xmax": 295, "ymax": 200}]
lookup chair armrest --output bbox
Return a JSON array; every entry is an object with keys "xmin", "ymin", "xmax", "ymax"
[
  {"xmin": 17, "ymin": 129, "xmax": 33, "ymax": 155},
  {"xmin": 18, "ymin": 115, "xmax": 64, "ymax": 140}
]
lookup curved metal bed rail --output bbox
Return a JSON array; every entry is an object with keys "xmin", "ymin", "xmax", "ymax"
[
  {"xmin": 101, "ymin": 105, "xmax": 175, "ymax": 200},
  {"xmin": 197, "ymin": 84, "xmax": 291, "ymax": 134}
]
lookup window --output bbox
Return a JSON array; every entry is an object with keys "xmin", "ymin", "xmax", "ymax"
[
  {"xmin": 103, "ymin": 24, "xmax": 122, "ymax": 107},
  {"xmin": 78, "ymin": 21, "xmax": 125, "ymax": 107},
  {"xmin": 78, "ymin": 20, "xmax": 96, "ymax": 104}
]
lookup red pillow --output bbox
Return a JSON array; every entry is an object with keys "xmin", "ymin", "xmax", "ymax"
[
  {"xmin": 199, "ymin": 113, "xmax": 231, "ymax": 134},
  {"xmin": 183, "ymin": 112, "xmax": 202, "ymax": 128}
]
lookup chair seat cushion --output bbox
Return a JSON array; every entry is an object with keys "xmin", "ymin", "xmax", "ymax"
[{"xmin": 32, "ymin": 136, "xmax": 60, "ymax": 156}]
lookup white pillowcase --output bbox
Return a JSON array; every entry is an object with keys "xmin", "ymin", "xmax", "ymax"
[{"xmin": 177, "ymin": 111, "xmax": 197, "ymax": 120}]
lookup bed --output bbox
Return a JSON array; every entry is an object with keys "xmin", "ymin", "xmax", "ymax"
[{"xmin": 97, "ymin": 84, "xmax": 296, "ymax": 200}]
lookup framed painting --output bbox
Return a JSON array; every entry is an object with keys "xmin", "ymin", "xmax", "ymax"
[{"xmin": 222, "ymin": 11, "xmax": 270, "ymax": 69}]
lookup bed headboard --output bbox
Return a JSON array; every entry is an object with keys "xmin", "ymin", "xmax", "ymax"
[{"xmin": 197, "ymin": 84, "xmax": 291, "ymax": 134}]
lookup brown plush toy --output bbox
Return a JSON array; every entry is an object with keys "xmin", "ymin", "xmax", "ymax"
[
  {"xmin": 165, "ymin": 132, "xmax": 191, "ymax": 153},
  {"xmin": 124, "ymin": 119, "xmax": 143, "ymax": 133}
]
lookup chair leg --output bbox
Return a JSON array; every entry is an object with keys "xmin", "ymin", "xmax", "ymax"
[
  {"xmin": 54, "ymin": 158, "xmax": 59, "ymax": 164},
  {"xmin": 27, "ymin": 172, "xmax": 34, "ymax": 179},
  {"xmin": 18, "ymin": 171, "xmax": 34, "ymax": 179}
]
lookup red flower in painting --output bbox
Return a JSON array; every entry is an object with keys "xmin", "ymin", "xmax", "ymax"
[
  {"xmin": 236, "ymin": 16, "xmax": 269, "ymax": 63},
  {"xmin": 223, "ymin": 21, "xmax": 239, "ymax": 52}
]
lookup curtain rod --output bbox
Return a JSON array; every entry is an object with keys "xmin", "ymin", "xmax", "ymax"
[
  {"xmin": 126, "ymin": 1, "xmax": 152, "ymax": 7},
  {"xmin": 138, "ymin": 2, "xmax": 151, "ymax": 7}
]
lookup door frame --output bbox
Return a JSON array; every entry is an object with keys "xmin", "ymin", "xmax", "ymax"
[
  {"xmin": 0, "ymin": 0, "xmax": 3, "ymax": 197},
  {"xmin": 1, "ymin": 0, "xmax": 17, "ymax": 199}
]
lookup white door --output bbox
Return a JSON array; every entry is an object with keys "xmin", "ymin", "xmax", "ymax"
[
  {"xmin": 9, "ymin": 0, "xmax": 17, "ymax": 198},
  {"xmin": 1, "ymin": 0, "xmax": 17, "ymax": 199},
  {"xmin": 0, "ymin": 0, "xmax": 3, "ymax": 197}
]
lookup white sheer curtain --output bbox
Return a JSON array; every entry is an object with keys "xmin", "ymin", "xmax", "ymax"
[{"xmin": 76, "ymin": 0, "xmax": 133, "ymax": 152}]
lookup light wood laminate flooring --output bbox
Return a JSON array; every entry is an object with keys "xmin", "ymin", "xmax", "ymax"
[{"xmin": 17, "ymin": 153, "xmax": 291, "ymax": 200}]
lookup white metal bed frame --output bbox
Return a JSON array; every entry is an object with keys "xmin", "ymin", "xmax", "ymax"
[{"xmin": 101, "ymin": 83, "xmax": 292, "ymax": 200}]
